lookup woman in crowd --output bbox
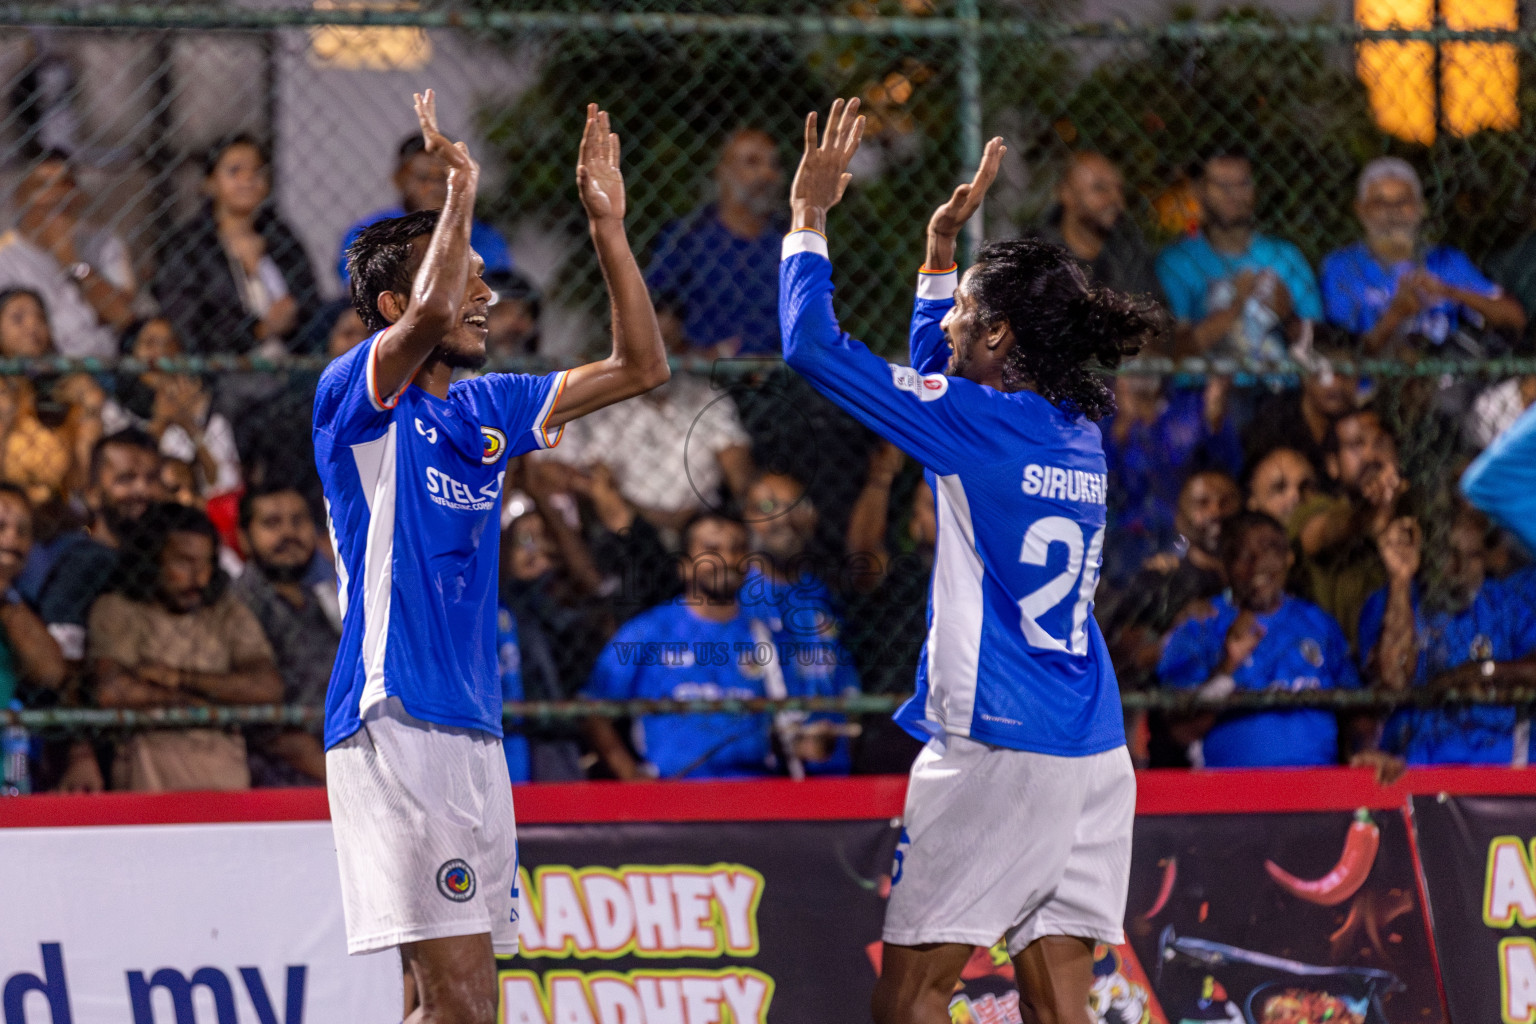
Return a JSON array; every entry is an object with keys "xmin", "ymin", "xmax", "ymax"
[
  {"xmin": 153, "ymin": 134, "xmax": 320, "ymax": 357},
  {"xmin": 0, "ymin": 287, "xmax": 103, "ymax": 503},
  {"xmin": 102, "ymin": 317, "xmax": 241, "ymax": 502}
]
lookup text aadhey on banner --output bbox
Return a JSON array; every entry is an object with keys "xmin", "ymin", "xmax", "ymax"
[{"xmin": 1413, "ymin": 795, "xmax": 1536, "ymax": 1024}]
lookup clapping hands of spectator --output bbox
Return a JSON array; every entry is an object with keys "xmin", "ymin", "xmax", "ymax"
[
  {"xmin": 1377, "ymin": 515, "xmax": 1422, "ymax": 584},
  {"xmin": 149, "ymin": 374, "xmax": 208, "ymax": 435},
  {"xmin": 258, "ymin": 294, "xmax": 300, "ymax": 343},
  {"xmin": 1358, "ymin": 460, "xmax": 1407, "ymax": 520},
  {"xmin": 569, "ymin": 462, "xmax": 634, "ymax": 533}
]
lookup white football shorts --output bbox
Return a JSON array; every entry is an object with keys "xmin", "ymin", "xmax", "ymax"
[
  {"xmin": 883, "ymin": 734, "xmax": 1134, "ymax": 955},
  {"xmin": 326, "ymin": 697, "xmax": 520, "ymax": 956}
]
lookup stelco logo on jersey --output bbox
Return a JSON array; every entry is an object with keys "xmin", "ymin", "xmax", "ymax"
[{"xmin": 424, "ymin": 466, "xmax": 504, "ymax": 513}]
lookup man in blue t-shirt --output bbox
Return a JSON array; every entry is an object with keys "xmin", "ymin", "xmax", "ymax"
[
  {"xmin": 1159, "ymin": 511, "xmax": 1359, "ymax": 767},
  {"xmin": 1156, "ymin": 152, "xmax": 1322, "ymax": 361},
  {"xmin": 645, "ymin": 128, "xmax": 785, "ymax": 355},
  {"xmin": 1359, "ymin": 506, "xmax": 1536, "ymax": 764},
  {"xmin": 737, "ymin": 471, "xmax": 858, "ymax": 774},
  {"xmin": 1319, "ymin": 158, "xmax": 1525, "ymax": 354},
  {"xmin": 335, "ymin": 134, "xmax": 513, "ymax": 288},
  {"xmin": 314, "ymin": 96, "xmax": 668, "ymax": 1022},
  {"xmin": 583, "ymin": 512, "xmax": 839, "ymax": 780}
]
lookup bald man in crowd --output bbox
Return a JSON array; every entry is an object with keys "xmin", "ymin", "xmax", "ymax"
[
  {"xmin": 646, "ymin": 127, "xmax": 787, "ymax": 355},
  {"xmin": 1029, "ymin": 151, "xmax": 1164, "ymax": 306}
]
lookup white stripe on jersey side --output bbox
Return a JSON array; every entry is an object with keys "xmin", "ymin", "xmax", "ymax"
[
  {"xmin": 352, "ymin": 423, "xmax": 398, "ymax": 716},
  {"xmin": 324, "ymin": 496, "xmax": 349, "ymax": 621},
  {"xmin": 926, "ymin": 474, "xmax": 985, "ymax": 737}
]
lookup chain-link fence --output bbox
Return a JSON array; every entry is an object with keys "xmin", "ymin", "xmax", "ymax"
[{"xmin": 0, "ymin": 1, "xmax": 1534, "ymax": 793}]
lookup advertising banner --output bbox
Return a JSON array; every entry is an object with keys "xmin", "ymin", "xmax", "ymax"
[
  {"xmin": 1412, "ymin": 795, "xmax": 1536, "ymax": 1024},
  {"xmin": 0, "ymin": 820, "xmax": 397, "ymax": 1024}
]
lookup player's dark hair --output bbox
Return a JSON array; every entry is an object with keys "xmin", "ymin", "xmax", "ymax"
[
  {"xmin": 110, "ymin": 501, "xmax": 227, "ymax": 605},
  {"xmin": 346, "ymin": 210, "xmax": 440, "ymax": 333},
  {"xmin": 967, "ymin": 238, "xmax": 1160, "ymax": 420},
  {"xmin": 88, "ymin": 427, "xmax": 159, "ymax": 486},
  {"xmin": 202, "ymin": 132, "xmax": 268, "ymax": 177},
  {"xmin": 1218, "ymin": 509, "xmax": 1286, "ymax": 566}
]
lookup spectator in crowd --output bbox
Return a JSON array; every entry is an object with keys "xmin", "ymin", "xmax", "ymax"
[
  {"xmin": 326, "ymin": 304, "xmax": 368, "ymax": 360},
  {"xmin": 646, "ymin": 128, "xmax": 785, "ymax": 355},
  {"xmin": 1099, "ymin": 469, "xmax": 1239, "ymax": 690},
  {"xmin": 335, "ymin": 133, "xmax": 512, "ymax": 287},
  {"xmin": 564, "ymin": 461, "xmax": 680, "ymax": 623},
  {"xmin": 738, "ymin": 471, "xmax": 855, "ymax": 772},
  {"xmin": 0, "ymin": 150, "xmax": 138, "ymax": 357},
  {"xmin": 89, "ymin": 502, "xmax": 281, "ymax": 791},
  {"xmin": 102, "ymin": 317, "xmax": 241, "ymax": 500},
  {"xmin": 231, "ymin": 485, "xmax": 339, "ymax": 786},
  {"xmin": 1157, "ymin": 510, "xmax": 1361, "ymax": 768},
  {"xmin": 1320, "ymin": 158, "xmax": 1525, "ymax": 355},
  {"xmin": 500, "ymin": 460, "xmax": 622, "ymax": 781},
  {"xmin": 0, "ymin": 287, "xmax": 104, "ymax": 502},
  {"xmin": 583, "ymin": 512, "xmax": 838, "ymax": 780},
  {"xmin": 843, "ymin": 442, "xmax": 933, "ymax": 771},
  {"xmin": 541, "ymin": 335, "xmax": 753, "ymax": 532},
  {"xmin": 1291, "ymin": 407, "xmax": 1410, "ymax": 651},
  {"xmin": 1101, "ymin": 371, "xmax": 1241, "ymax": 583},
  {"xmin": 1244, "ymin": 446, "xmax": 1317, "ymax": 527},
  {"xmin": 1242, "ymin": 330, "xmax": 1360, "ymax": 477},
  {"xmin": 155, "ymin": 134, "xmax": 320, "ymax": 356},
  {"xmin": 0, "ymin": 483, "xmax": 66, "ymax": 709},
  {"xmin": 29, "ymin": 428, "xmax": 162, "ymax": 663},
  {"xmin": 1156, "ymin": 152, "xmax": 1321, "ymax": 360},
  {"xmin": 1028, "ymin": 152, "xmax": 1164, "ymax": 304},
  {"xmin": 485, "ymin": 269, "xmax": 541, "ymax": 358},
  {"xmin": 1362, "ymin": 507, "xmax": 1536, "ymax": 764},
  {"xmin": 1466, "ymin": 374, "xmax": 1536, "ymax": 451}
]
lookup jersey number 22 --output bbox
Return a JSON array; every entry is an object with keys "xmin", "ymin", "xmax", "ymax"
[{"xmin": 1018, "ymin": 517, "xmax": 1105, "ymax": 656}]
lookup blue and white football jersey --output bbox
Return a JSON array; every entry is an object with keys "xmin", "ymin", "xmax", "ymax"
[
  {"xmin": 313, "ymin": 328, "xmax": 567, "ymax": 748},
  {"xmin": 779, "ymin": 231, "xmax": 1124, "ymax": 757}
]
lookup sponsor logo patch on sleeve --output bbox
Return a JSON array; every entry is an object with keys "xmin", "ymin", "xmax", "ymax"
[{"xmin": 891, "ymin": 366, "xmax": 948, "ymax": 401}]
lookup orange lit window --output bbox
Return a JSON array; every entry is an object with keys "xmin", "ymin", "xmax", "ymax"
[{"xmin": 1356, "ymin": 0, "xmax": 1517, "ymax": 143}]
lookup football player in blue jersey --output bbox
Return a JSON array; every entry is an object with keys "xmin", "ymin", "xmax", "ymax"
[
  {"xmin": 780, "ymin": 99, "xmax": 1160, "ymax": 1024},
  {"xmin": 313, "ymin": 92, "xmax": 668, "ymax": 1024}
]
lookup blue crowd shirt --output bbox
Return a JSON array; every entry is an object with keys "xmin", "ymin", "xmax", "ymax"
[
  {"xmin": 1319, "ymin": 241, "xmax": 1500, "ymax": 345},
  {"xmin": 646, "ymin": 207, "xmax": 782, "ymax": 354},
  {"xmin": 1156, "ymin": 233, "xmax": 1322, "ymax": 360},
  {"xmin": 1463, "ymin": 400, "xmax": 1536, "ymax": 556},
  {"xmin": 1100, "ymin": 387, "xmax": 1242, "ymax": 583},
  {"xmin": 1358, "ymin": 580, "xmax": 1536, "ymax": 765},
  {"xmin": 584, "ymin": 599, "xmax": 796, "ymax": 780},
  {"xmin": 497, "ymin": 606, "xmax": 530, "ymax": 784},
  {"xmin": 738, "ymin": 565, "xmax": 856, "ymax": 774},
  {"xmin": 780, "ymin": 231, "xmax": 1124, "ymax": 757},
  {"xmin": 313, "ymin": 327, "xmax": 567, "ymax": 747},
  {"xmin": 1158, "ymin": 594, "xmax": 1358, "ymax": 767},
  {"xmin": 337, "ymin": 206, "xmax": 512, "ymax": 285}
]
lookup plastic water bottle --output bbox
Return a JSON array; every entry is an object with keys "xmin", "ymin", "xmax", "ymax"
[{"xmin": 2, "ymin": 700, "xmax": 30, "ymax": 796}]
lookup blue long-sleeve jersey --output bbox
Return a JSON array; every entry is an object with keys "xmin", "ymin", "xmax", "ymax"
[
  {"xmin": 778, "ymin": 229, "xmax": 1124, "ymax": 757},
  {"xmin": 1463, "ymin": 401, "xmax": 1536, "ymax": 555}
]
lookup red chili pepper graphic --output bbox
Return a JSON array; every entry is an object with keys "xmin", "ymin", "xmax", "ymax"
[
  {"xmin": 1265, "ymin": 808, "xmax": 1380, "ymax": 906},
  {"xmin": 1141, "ymin": 856, "xmax": 1177, "ymax": 920}
]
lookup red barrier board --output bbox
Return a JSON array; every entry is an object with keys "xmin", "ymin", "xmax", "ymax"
[{"xmin": 2, "ymin": 766, "xmax": 1531, "ymax": 827}]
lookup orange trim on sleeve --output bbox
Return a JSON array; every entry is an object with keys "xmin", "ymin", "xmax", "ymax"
[
  {"xmin": 919, "ymin": 263, "xmax": 959, "ymax": 275},
  {"xmin": 540, "ymin": 370, "xmax": 570, "ymax": 447},
  {"xmin": 787, "ymin": 227, "xmax": 827, "ymax": 240},
  {"xmin": 368, "ymin": 326, "xmax": 403, "ymax": 412}
]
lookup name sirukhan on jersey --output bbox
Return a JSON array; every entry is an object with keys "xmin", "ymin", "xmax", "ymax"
[{"xmin": 1021, "ymin": 463, "xmax": 1108, "ymax": 505}]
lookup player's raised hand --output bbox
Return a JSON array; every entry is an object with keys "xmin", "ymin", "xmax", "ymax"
[
  {"xmin": 577, "ymin": 103, "xmax": 625, "ymax": 223},
  {"xmin": 929, "ymin": 136, "xmax": 1006, "ymax": 241},
  {"xmin": 790, "ymin": 98, "xmax": 866, "ymax": 226},
  {"xmin": 413, "ymin": 89, "xmax": 477, "ymax": 183}
]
